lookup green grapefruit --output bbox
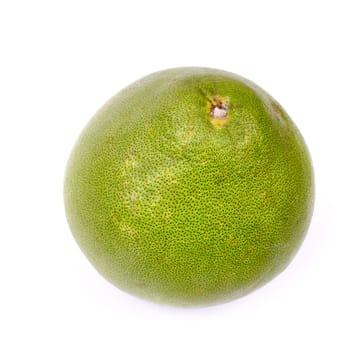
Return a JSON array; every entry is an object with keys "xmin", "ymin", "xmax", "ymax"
[{"xmin": 64, "ymin": 67, "xmax": 314, "ymax": 307}]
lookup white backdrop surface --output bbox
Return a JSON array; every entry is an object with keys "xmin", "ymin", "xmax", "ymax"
[{"xmin": 1, "ymin": 1, "xmax": 349, "ymax": 349}]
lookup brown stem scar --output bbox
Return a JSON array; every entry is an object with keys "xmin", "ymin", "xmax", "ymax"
[{"xmin": 209, "ymin": 96, "xmax": 230, "ymax": 128}]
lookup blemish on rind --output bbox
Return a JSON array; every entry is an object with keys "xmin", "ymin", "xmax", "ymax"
[
  {"xmin": 270, "ymin": 101, "xmax": 288, "ymax": 129},
  {"xmin": 208, "ymin": 96, "xmax": 231, "ymax": 129}
]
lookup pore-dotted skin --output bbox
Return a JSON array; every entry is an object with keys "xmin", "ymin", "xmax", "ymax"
[{"xmin": 64, "ymin": 67, "xmax": 314, "ymax": 307}]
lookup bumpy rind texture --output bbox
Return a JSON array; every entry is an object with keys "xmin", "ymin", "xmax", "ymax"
[{"xmin": 64, "ymin": 67, "xmax": 314, "ymax": 307}]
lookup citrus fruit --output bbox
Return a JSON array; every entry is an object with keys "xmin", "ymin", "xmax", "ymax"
[{"xmin": 64, "ymin": 67, "xmax": 314, "ymax": 307}]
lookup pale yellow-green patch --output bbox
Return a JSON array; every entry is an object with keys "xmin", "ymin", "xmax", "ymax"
[
  {"xmin": 119, "ymin": 222, "xmax": 136, "ymax": 239},
  {"xmin": 124, "ymin": 154, "xmax": 137, "ymax": 168},
  {"xmin": 175, "ymin": 126, "xmax": 195, "ymax": 147}
]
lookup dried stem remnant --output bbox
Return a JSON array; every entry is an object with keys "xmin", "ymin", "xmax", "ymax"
[{"xmin": 209, "ymin": 96, "xmax": 230, "ymax": 128}]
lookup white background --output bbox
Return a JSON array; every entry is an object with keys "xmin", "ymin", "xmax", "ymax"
[{"xmin": 1, "ymin": 1, "xmax": 349, "ymax": 349}]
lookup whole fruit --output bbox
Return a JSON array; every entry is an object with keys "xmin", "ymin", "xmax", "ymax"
[{"xmin": 64, "ymin": 67, "xmax": 314, "ymax": 307}]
